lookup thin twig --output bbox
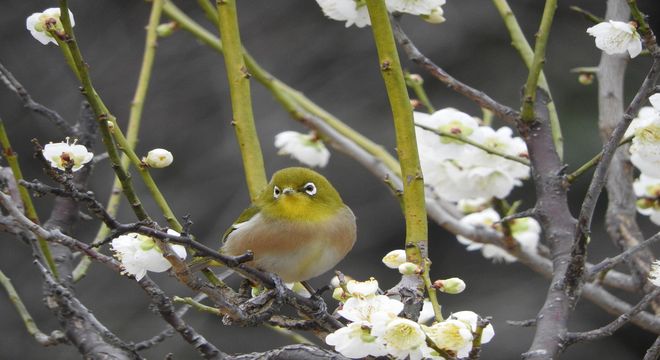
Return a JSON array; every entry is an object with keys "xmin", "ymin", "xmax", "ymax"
[
  {"xmin": 0, "ymin": 62, "xmax": 72, "ymax": 134},
  {"xmin": 0, "ymin": 269, "xmax": 68, "ymax": 346},
  {"xmin": 392, "ymin": 19, "xmax": 519, "ymax": 125},
  {"xmin": 587, "ymin": 232, "xmax": 660, "ymax": 280},
  {"xmin": 566, "ymin": 287, "xmax": 660, "ymax": 345}
]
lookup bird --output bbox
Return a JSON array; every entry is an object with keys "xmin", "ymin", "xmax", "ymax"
[{"xmin": 218, "ymin": 167, "xmax": 356, "ymax": 283}]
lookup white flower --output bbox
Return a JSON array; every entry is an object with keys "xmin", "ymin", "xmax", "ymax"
[
  {"xmin": 510, "ymin": 217, "xmax": 541, "ymax": 254},
  {"xmin": 326, "ymin": 321, "xmax": 388, "ymax": 358},
  {"xmin": 630, "ymin": 119, "xmax": 660, "ymax": 178},
  {"xmin": 449, "ymin": 311, "xmax": 495, "ymax": 344},
  {"xmin": 456, "ymin": 208, "xmax": 516, "ymax": 263},
  {"xmin": 346, "ymin": 278, "xmax": 379, "ymax": 298},
  {"xmin": 422, "ymin": 6, "xmax": 446, "ymax": 24},
  {"xmin": 435, "ymin": 277, "xmax": 466, "ymax": 294},
  {"xmin": 423, "ymin": 319, "xmax": 473, "ymax": 358},
  {"xmin": 42, "ymin": 138, "xmax": 93, "ymax": 172},
  {"xmin": 649, "ymin": 260, "xmax": 660, "ymax": 287},
  {"xmin": 398, "ymin": 262, "xmax": 420, "ymax": 275},
  {"xmin": 111, "ymin": 230, "xmax": 187, "ymax": 281},
  {"xmin": 416, "ymin": 109, "xmax": 529, "ymax": 202},
  {"xmin": 417, "ymin": 299, "xmax": 436, "ymax": 324},
  {"xmin": 386, "ymin": 0, "xmax": 446, "ymax": 16},
  {"xmin": 457, "ymin": 197, "xmax": 491, "ymax": 214},
  {"xmin": 26, "ymin": 8, "xmax": 75, "ymax": 46},
  {"xmin": 586, "ymin": 20, "xmax": 642, "ymax": 58},
  {"xmin": 374, "ymin": 318, "xmax": 428, "ymax": 360},
  {"xmin": 633, "ymin": 174, "xmax": 660, "ymax": 225},
  {"xmin": 456, "ymin": 208, "xmax": 539, "ymax": 263},
  {"xmin": 415, "ymin": 108, "xmax": 480, "ymax": 162},
  {"xmin": 274, "ymin": 131, "xmax": 330, "ymax": 168},
  {"xmin": 338, "ymin": 295, "xmax": 404, "ymax": 323},
  {"xmin": 382, "ymin": 249, "xmax": 407, "ymax": 269},
  {"xmin": 144, "ymin": 148, "xmax": 173, "ymax": 168},
  {"xmin": 315, "ymin": 0, "xmax": 371, "ymax": 28}
]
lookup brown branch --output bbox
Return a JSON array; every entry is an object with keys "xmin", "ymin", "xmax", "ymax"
[
  {"xmin": 392, "ymin": 20, "xmax": 520, "ymax": 125},
  {"xmin": 226, "ymin": 344, "xmax": 349, "ymax": 360},
  {"xmin": 35, "ymin": 261, "xmax": 141, "ymax": 359},
  {"xmin": 566, "ymin": 287, "xmax": 660, "ymax": 345},
  {"xmin": 0, "ymin": 62, "xmax": 73, "ymax": 135},
  {"xmin": 644, "ymin": 336, "xmax": 660, "ymax": 360},
  {"xmin": 588, "ymin": 231, "xmax": 660, "ymax": 280}
]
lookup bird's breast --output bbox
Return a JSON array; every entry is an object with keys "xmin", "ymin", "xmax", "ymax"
[{"xmin": 222, "ymin": 206, "xmax": 356, "ymax": 282}]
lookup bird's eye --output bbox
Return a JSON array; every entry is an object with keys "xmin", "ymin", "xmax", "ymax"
[
  {"xmin": 303, "ymin": 182, "xmax": 317, "ymax": 196},
  {"xmin": 273, "ymin": 186, "xmax": 281, "ymax": 198}
]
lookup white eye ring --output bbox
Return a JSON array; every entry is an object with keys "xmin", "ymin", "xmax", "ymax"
[
  {"xmin": 303, "ymin": 182, "xmax": 316, "ymax": 196},
  {"xmin": 273, "ymin": 186, "xmax": 281, "ymax": 198}
]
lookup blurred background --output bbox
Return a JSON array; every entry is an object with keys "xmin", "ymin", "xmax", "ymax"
[{"xmin": 1, "ymin": 0, "xmax": 660, "ymax": 359}]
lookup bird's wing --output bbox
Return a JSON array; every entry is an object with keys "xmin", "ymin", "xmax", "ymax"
[{"xmin": 222, "ymin": 204, "xmax": 261, "ymax": 243}]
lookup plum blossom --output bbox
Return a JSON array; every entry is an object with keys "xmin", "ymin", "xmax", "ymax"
[
  {"xmin": 373, "ymin": 318, "xmax": 427, "ymax": 360},
  {"xmin": 274, "ymin": 131, "xmax": 330, "ymax": 168},
  {"xmin": 326, "ymin": 321, "xmax": 388, "ymax": 358},
  {"xmin": 315, "ymin": 0, "xmax": 371, "ymax": 28},
  {"xmin": 633, "ymin": 174, "xmax": 660, "ymax": 225},
  {"xmin": 111, "ymin": 230, "xmax": 187, "ymax": 281},
  {"xmin": 586, "ymin": 20, "xmax": 642, "ymax": 58},
  {"xmin": 346, "ymin": 278, "xmax": 379, "ymax": 298},
  {"xmin": 26, "ymin": 8, "xmax": 75, "ymax": 45},
  {"xmin": 386, "ymin": 0, "xmax": 446, "ymax": 16},
  {"xmin": 629, "ymin": 95, "xmax": 660, "ymax": 178},
  {"xmin": 456, "ymin": 208, "xmax": 540, "ymax": 263},
  {"xmin": 650, "ymin": 260, "xmax": 660, "ymax": 287},
  {"xmin": 338, "ymin": 294, "xmax": 404, "ymax": 324},
  {"xmin": 423, "ymin": 319, "xmax": 473, "ymax": 358},
  {"xmin": 382, "ymin": 249, "xmax": 407, "ymax": 269},
  {"xmin": 415, "ymin": 108, "xmax": 529, "ymax": 202},
  {"xmin": 42, "ymin": 138, "xmax": 93, "ymax": 172},
  {"xmin": 144, "ymin": 148, "xmax": 173, "ymax": 168}
]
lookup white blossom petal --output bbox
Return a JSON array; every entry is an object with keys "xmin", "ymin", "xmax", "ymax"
[{"xmin": 274, "ymin": 131, "xmax": 330, "ymax": 168}]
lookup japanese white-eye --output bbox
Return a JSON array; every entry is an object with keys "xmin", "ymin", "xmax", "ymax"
[{"xmin": 220, "ymin": 167, "xmax": 356, "ymax": 283}]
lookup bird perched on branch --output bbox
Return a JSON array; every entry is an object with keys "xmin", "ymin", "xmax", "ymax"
[{"xmin": 218, "ymin": 167, "xmax": 356, "ymax": 283}]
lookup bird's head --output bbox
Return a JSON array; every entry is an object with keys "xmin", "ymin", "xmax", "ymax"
[{"xmin": 258, "ymin": 167, "xmax": 344, "ymax": 222}]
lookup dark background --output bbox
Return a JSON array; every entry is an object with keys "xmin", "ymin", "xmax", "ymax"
[{"xmin": 1, "ymin": 1, "xmax": 660, "ymax": 359}]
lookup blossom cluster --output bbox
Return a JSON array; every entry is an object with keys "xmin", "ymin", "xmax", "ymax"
[
  {"xmin": 456, "ymin": 207, "xmax": 540, "ymax": 263},
  {"xmin": 326, "ymin": 278, "xmax": 493, "ymax": 359},
  {"xmin": 315, "ymin": 0, "xmax": 446, "ymax": 28},
  {"xmin": 415, "ymin": 108, "xmax": 529, "ymax": 202},
  {"xmin": 629, "ymin": 94, "xmax": 660, "ymax": 226}
]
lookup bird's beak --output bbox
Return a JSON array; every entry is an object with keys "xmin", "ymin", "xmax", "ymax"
[{"xmin": 282, "ymin": 187, "xmax": 295, "ymax": 195}]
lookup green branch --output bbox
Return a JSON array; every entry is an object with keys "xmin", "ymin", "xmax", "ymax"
[
  {"xmin": 0, "ymin": 119, "xmax": 58, "ymax": 277},
  {"xmin": 215, "ymin": 0, "xmax": 267, "ymax": 201},
  {"xmin": 74, "ymin": 0, "xmax": 166, "ymax": 281},
  {"xmin": 519, "ymin": 0, "xmax": 558, "ymax": 124},
  {"xmin": 365, "ymin": 0, "xmax": 432, "ymax": 316},
  {"xmin": 566, "ymin": 135, "xmax": 634, "ymax": 182},
  {"xmin": 405, "ymin": 72, "xmax": 435, "ymax": 113},
  {"xmin": 163, "ymin": 1, "xmax": 401, "ymax": 178},
  {"xmin": 58, "ymin": 0, "xmax": 151, "ymax": 223},
  {"xmin": 0, "ymin": 269, "xmax": 66, "ymax": 345},
  {"xmin": 493, "ymin": 0, "xmax": 563, "ymax": 159}
]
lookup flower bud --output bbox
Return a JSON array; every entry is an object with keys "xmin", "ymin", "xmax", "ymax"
[
  {"xmin": 156, "ymin": 22, "xmax": 178, "ymax": 37},
  {"xmin": 422, "ymin": 7, "xmax": 446, "ymax": 24},
  {"xmin": 578, "ymin": 73, "xmax": 594, "ymax": 85},
  {"xmin": 332, "ymin": 287, "xmax": 346, "ymax": 301},
  {"xmin": 382, "ymin": 249, "xmax": 407, "ymax": 269},
  {"xmin": 144, "ymin": 148, "xmax": 173, "ymax": 168},
  {"xmin": 398, "ymin": 262, "xmax": 420, "ymax": 275},
  {"xmin": 433, "ymin": 277, "xmax": 466, "ymax": 294}
]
